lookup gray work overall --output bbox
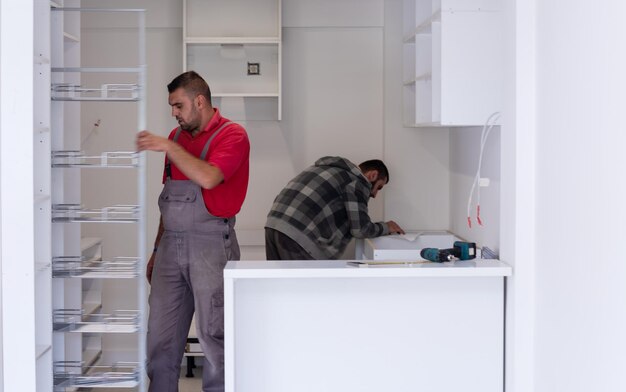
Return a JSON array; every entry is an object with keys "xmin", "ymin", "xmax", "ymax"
[{"xmin": 147, "ymin": 123, "xmax": 239, "ymax": 392}]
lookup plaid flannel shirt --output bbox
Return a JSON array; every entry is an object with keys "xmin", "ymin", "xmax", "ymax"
[{"xmin": 265, "ymin": 156, "xmax": 389, "ymax": 259}]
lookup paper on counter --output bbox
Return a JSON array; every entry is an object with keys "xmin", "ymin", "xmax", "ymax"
[{"xmin": 391, "ymin": 232, "xmax": 421, "ymax": 242}]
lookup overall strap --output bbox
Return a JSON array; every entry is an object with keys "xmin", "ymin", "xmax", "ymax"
[
  {"xmin": 165, "ymin": 127, "xmax": 183, "ymax": 179},
  {"xmin": 200, "ymin": 122, "xmax": 232, "ymax": 160},
  {"xmin": 165, "ymin": 123, "xmax": 233, "ymax": 179}
]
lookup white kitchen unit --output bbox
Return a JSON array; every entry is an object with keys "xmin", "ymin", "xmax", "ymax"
[
  {"xmin": 42, "ymin": 2, "xmax": 148, "ymax": 390},
  {"xmin": 183, "ymin": 0, "xmax": 282, "ymax": 120},
  {"xmin": 402, "ymin": 0, "xmax": 503, "ymax": 126},
  {"xmin": 224, "ymin": 259, "xmax": 511, "ymax": 392},
  {"xmin": 359, "ymin": 230, "xmax": 464, "ymax": 260}
]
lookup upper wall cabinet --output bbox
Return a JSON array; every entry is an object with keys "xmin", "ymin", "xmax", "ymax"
[
  {"xmin": 183, "ymin": 0, "xmax": 282, "ymax": 121},
  {"xmin": 403, "ymin": 0, "xmax": 503, "ymax": 127}
]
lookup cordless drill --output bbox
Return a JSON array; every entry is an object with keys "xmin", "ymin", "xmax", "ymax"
[{"xmin": 420, "ymin": 241, "xmax": 477, "ymax": 262}]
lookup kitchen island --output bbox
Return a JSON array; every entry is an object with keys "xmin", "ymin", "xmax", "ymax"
[{"xmin": 224, "ymin": 259, "xmax": 511, "ymax": 392}]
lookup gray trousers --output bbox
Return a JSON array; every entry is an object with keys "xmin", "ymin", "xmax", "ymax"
[
  {"xmin": 147, "ymin": 179, "xmax": 239, "ymax": 392},
  {"xmin": 265, "ymin": 227, "xmax": 315, "ymax": 260}
]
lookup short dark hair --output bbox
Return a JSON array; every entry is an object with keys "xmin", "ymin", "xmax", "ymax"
[
  {"xmin": 359, "ymin": 159, "xmax": 389, "ymax": 184},
  {"xmin": 167, "ymin": 70, "xmax": 212, "ymax": 105}
]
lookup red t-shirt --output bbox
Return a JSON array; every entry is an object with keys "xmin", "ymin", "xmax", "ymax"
[{"xmin": 163, "ymin": 108, "xmax": 250, "ymax": 217}]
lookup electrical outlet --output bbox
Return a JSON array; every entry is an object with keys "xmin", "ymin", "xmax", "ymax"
[
  {"xmin": 479, "ymin": 178, "xmax": 490, "ymax": 187},
  {"xmin": 247, "ymin": 62, "xmax": 260, "ymax": 75}
]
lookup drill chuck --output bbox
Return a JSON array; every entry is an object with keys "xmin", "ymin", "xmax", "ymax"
[{"xmin": 420, "ymin": 247, "xmax": 455, "ymax": 262}]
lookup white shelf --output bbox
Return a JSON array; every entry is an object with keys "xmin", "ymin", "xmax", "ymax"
[
  {"xmin": 186, "ymin": 36, "xmax": 280, "ymax": 45},
  {"xmin": 53, "ymin": 309, "xmax": 140, "ymax": 333},
  {"xmin": 54, "ymin": 361, "xmax": 140, "ymax": 388},
  {"xmin": 52, "ymin": 204, "xmax": 140, "ymax": 223},
  {"xmin": 52, "ymin": 151, "xmax": 139, "ymax": 168},
  {"xmin": 53, "ymin": 256, "xmax": 140, "ymax": 278},
  {"xmin": 41, "ymin": 4, "xmax": 147, "ymax": 391},
  {"xmin": 183, "ymin": 0, "xmax": 282, "ymax": 120},
  {"xmin": 214, "ymin": 92, "xmax": 279, "ymax": 98},
  {"xmin": 51, "ymin": 83, "xmax": 140, "ymax": 101},
  {"xmin": 52, "ymin": 66, "xmax": 143, "ymax": 73}
]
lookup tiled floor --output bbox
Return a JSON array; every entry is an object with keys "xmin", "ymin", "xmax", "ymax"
[{"xmin": 178, "ymin": 365, "xmax": 203, "ymax": 391}]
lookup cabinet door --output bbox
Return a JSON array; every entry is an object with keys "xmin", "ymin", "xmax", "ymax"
[
  {"xmin": 438, "ymin": 10, "xmax": 503, "ymax": 125},
  {"xmin": 403, "ymin": 0, "xmax": 503, "ymax": 127}
]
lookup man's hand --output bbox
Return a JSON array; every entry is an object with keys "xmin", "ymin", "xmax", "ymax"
[
  {"xmin": 386, "ymin": 220, "xmax": 405, "ymax": 235},
  {"xmin": 146, "ymin": 252, "xmax": 156, "ymax": 284},
  {"xmin": 136, "ymin": 130, "xmax": 171, "ymax": 152}
]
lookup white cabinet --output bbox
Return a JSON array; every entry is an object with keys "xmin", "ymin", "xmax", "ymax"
[
  {"xmin": 45, "ymin": 3, "xmax": 148, "ymax": 390},
  {"xmin": 183, "ymin": 0, "xmax": 282, "ymax": 120},
  {"xmin": 403, "ymin": 0, "xmax": 503, "ymax": 127},
  {"xmin": 31, "ymin": 2, "xmax": 55, "ymax": 390},
  {"xmin": 224, "ymin": 260, "xmax": 511, "ymax": 392}
]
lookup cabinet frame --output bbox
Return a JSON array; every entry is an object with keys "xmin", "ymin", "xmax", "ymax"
[{"xmin": 47, "ymin": 4, "xmax": 148, "ymax": 391}]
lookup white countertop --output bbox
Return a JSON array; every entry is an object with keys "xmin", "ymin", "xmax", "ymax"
[{"xmin": 224, "ymin": 259, "xmax": 511, "ymax": 279}]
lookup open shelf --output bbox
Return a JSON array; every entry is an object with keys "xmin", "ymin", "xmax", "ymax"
[
  {"xmin": 183, "ymin": 0, "xmax": 282, "ymax": 120},
  {"xmin": 53, "ymin": 309, "xmax": 140, "ymax": 333},
  {"xmin": 54, "ymin": 361, "xmax": 140, "ymax": 388},
  {"xmin": 51, "ymin": 83, "xmax": 139, "ymax": 101},
  {"xmin": 185, "ymin": 36, "xmax": 279, "ymax": 45},
  {"xmin": 36, "ymin": 4, "xmax": 148, "ymax": 390},
  {"xmin": 52, "ymin": 204, "xmax": 140, "ymax": 223},
  {"xmin": 52, "ymin": 256, "xmax": 139, "ymax": 278},
  {"xmin": 52, "ymin": 151, "xmax": 139, "ymax": 168}
]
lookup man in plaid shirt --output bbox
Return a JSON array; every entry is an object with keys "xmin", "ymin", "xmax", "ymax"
[{"xmin": 265, "ymin": 156, "xmax": 405, "ymax": 260}]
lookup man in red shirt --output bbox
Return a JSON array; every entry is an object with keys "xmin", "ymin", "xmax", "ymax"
[{"xmin": 137, "ymin": 71, "xmax": 250, "ymax": 392}]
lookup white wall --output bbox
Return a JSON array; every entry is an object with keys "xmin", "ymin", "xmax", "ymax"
[
  {"xmin": 279, "ymin": 0, "xmax": 387, "ymax": 258},
  {"xmin": 77, "ymin": 0, "xmax": 504, "ymax": 359},
  {"xmin": 383, "ymin": 0, "xmax": 452, "ymax": 232},
  {"xmin": 78, "ymin": 0, "xmax": 484, "ymax": 265},
  {"xmin": 80, "ymin": 0, "xmax": 402, "ymax": 261},
  {"xmin": 532, "ymin": 1, "xmax": 626, "ymax": 391},
  {"xmin": 450, "ymin": 127, "xmax": 501, "ymax": 251},
  {"xmin": 78, "ymin": 0, "xmax": 394, "ymax": 355}
]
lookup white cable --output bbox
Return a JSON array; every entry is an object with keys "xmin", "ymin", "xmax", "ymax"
[
  {"xmin": 475, "ymin": 115, "xmax": 499, "ymax": 210},
  {"xmin": 467, "ymin": 112, "xmax": 500, "ymax": 227}
]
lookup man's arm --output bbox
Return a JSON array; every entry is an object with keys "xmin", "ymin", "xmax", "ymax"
[
  {"xmin": 136, "ymin": 130, "xmax": 223, "ymax": 189},
  {"xmin": 344, "ymin": 181, "xmax": 405, "ymax": 238}
]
